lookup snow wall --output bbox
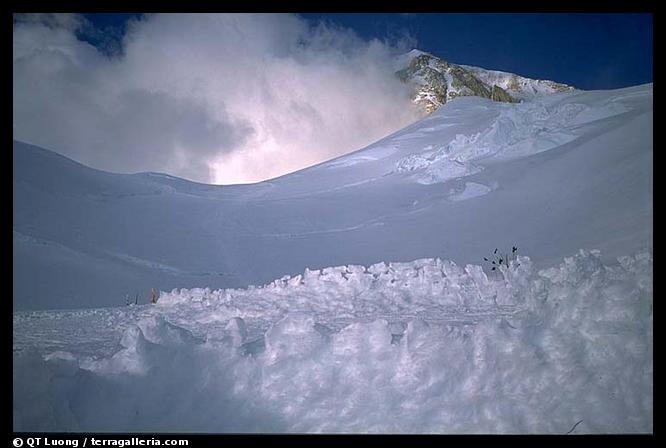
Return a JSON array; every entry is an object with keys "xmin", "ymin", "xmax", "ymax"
[{"xmin": 14, "ymin": 250, "xmax": 652, "ymax": 433}]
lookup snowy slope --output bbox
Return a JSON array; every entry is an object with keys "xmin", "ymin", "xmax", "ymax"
[
  {"xmin": 13, "ymin": 83, "xmax": 652, "ymax": 311},
  {"xmin": 13, "ymin": 83, "xmax": 653, "ymax": 433}
]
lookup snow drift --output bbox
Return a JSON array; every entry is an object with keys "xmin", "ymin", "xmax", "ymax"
[{"xmin": 14, "ymin": 249, "xmax": 652, "ymax": 433}]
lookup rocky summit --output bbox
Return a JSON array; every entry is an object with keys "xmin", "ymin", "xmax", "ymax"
[{"xmin": 396, "ymin": 50, "xmax": 574, "ymax": 113}]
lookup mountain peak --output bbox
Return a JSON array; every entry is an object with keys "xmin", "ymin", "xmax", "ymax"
[
  {"xmin": 396, "ymin": 50, "xmax": 575, "ymax": 113},
  {"xmin": 406, "ymin": 48, "xmax": 430, "ymax": 58}
]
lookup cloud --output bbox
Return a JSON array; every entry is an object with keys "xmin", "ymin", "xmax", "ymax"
[
  {"xmin": 13, "ymin": 12, "xmax": 87, "ymax": 31},
  {"xmin": 13, "ymin": 13, "xmax": 423, "ymax": 184}
]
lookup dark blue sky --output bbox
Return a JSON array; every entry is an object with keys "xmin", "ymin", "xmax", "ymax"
[
  {"xmin": 299, "ymin": 13, "xmax": 653, "ymax": 90},
  {"xmin": 83, "ymin": 13, "xmax": 652, "ymax": 90}
]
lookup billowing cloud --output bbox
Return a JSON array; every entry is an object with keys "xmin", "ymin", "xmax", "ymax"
[{"xmin": 13, "ymin": 13, "xmax": 423, "ymax": 184}]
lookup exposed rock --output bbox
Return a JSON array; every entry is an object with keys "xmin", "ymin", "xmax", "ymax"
[
  {"xmin": 396, "ymin": 51, "xmax": 574, "ymax": 114},
  {"xmin": 490, "ymin": 84, "xmax": 517, "ymax": 103}
]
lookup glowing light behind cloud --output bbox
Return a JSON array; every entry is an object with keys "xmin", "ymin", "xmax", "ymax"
[{"xmin": 13, "ymin": 13, "xmax": 423, "ymax": 184}]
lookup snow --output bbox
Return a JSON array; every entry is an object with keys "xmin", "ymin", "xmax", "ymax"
[
  {"xmin": 392, "ymin": 49, "xmax": 431, "ymax": 71},
  {"xmin": 393, "ymin": 95, "xmax": 636, "ymax": 185},
  {"xmin": 449, "ymin": 182, "xmax": 493, "ymax": 201},
  {"xmin": 13, "ymin": 84, "xmax": 652, "ymax": 311},
  {"xmin": 460, "ymin": 64, "xmax": 575, "ymax": 100},
  {"xmin": 13, "ymin": 249, "xmax": 652, "ymax": 433},
  {"xmin": 13, "ymin": 81, "xmax": 652, "ymax": 433}
]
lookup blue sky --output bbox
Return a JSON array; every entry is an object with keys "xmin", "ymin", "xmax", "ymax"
[
  {"xmin": 298, "ymin": 13, "xmax": 653, "ymax": 90},
  {"xmin": 83, "ymin": 13, "xmax": 653, "ymax": 90}
]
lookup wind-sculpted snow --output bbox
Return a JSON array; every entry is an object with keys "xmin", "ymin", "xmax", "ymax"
[
  {"xmin": 394, "ymin": 97, "xmax": 631, "ymax": 185},
  {"xmin": 156, "ymin": 255, "xmax": 532, "ymax": 333},
  {"xmin": 14, "ymin": 250, "xmax": 652, "ymax": 433}
]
